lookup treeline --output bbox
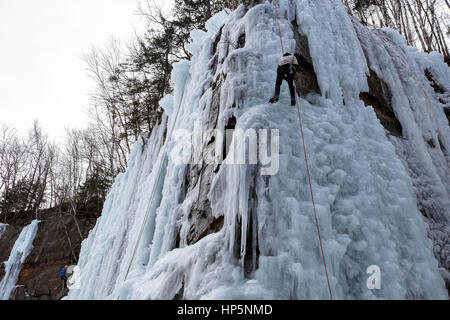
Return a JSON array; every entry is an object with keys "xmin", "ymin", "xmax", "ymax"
[
  {"xmin": 0, "ymin": 121, "xmax": 111, "ymax": 223},
  {"xmin": 342, "ymin": 0, "xmax": 449, "ymax": 61}
]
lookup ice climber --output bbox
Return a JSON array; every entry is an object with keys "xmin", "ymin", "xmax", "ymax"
[
  {"xmin": 269, "ymin": 52, "xmax": 299, "ymax": 106},
  {"xmin": 60, "ymin": 265, "xmax": 69, "ymax": 289}
]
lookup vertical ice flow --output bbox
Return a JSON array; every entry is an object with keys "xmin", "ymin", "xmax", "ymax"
[
  {"xmin": 66, "ymin": 0, "xmax": 449, "ymax": 299},
  {"xmin": 0, "ymin": 220, "xmax": 39, "ymax": 300}
]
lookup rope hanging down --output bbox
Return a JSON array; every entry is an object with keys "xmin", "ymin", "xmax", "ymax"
[
  {"xmin": 118, "ymin": 73, "xmax": 191, "ymax": 299},
  {"xmin": 273, "ymin": 0, "xmax": 333, "ymax": 300}
]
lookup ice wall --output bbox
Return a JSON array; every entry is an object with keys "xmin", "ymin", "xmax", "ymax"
[
  {"xmin": 0, "ymin": 220, "xmax": 39, "ymax": 300},
  {"xmin": 352, "ymin": 18, "xmax": 450, "ymax": 291},
  {"xmin": 67, "ymin": 0, "xmax": 449, "ymax": 300}
]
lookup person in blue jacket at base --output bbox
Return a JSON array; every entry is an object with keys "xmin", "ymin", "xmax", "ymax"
[{"xmin": 59, "ymin": 265, "xmax": 69, "ymax": 289}]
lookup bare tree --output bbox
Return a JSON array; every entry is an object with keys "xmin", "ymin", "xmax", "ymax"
[
  {"xmin": 348, "ymin": 0, "xmax": 449, "ymax": 60},
  {"xmin": 0, "ymin": 125, "xmax": 27, "ymax": 221}
]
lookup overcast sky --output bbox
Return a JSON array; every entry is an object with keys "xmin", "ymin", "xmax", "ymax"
[{"xmin": 0, "ymin": 0, "xmax": 156, "ymax": 142}]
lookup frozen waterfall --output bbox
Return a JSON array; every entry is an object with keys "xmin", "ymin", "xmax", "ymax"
[{"xmin": 66, "ymin": 0, "xmax": 449, "ymax": 300}]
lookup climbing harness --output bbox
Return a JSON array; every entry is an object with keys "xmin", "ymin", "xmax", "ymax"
[
  {"xmin": 117, "ymin": 73, "xmax": 191, "ymax": 299},
  {"xmin": 273, "ymin": 0, "xmax": 333, "ymax": 300}
]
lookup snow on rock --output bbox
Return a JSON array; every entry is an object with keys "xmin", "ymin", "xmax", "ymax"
[
  {"xmin": 0, "ymin": 220, "xmax": 39, "ymax": 300},
  {"xmin": 66, "ymin": 0, "xmax": 449, "ymax": 300}
]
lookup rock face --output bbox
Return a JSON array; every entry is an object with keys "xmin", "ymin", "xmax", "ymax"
[
  {"xmin": 0, "ymin": 209, "xmax": 98, "ymax": 300},
  {"xmin": 292, "ymin": 21, "xmax": 321, "ymax": 96},
  {"xmin": 359, "ymin": 69, "xmax": 403, "ymax": 137}
]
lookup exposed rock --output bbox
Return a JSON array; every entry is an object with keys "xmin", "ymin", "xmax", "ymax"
[
  {"xmin": 211, "ymin": 25, "xmax": 223, "ymax": 55},
  {"xmin": 360, "ymin": 69, "xmax": 403, "ymax": 137},
  {"xmin": 185, "ymin": 155, "xmax": 224, "ymax": 246},
  {"xmin": 182, "ymin": 78, "xmax": 226, "ymax": 246},
  {"xmin": 229, "ymin": 169, "xmax": 260, "ymax": 277},
  {"xmin": 11, "ymin": 286, "xmax": 26, "ymax": 300},
  {"xmin": 425, "ymin": 69, "xmax": 445, "ymax": 95},
  {"xmin": 0, "ymin": 208, "xmax": 98, "ymax": 300},
  {"xmin": 444, "ymin": 107, "xmax": 450, "ymax": 126},
  {"xmin": 292, "ymin": 21, "xmax": 321, "ymax": 96},
  {"xmin": 223, "ymin": 116, "xmax": 237, "ymax": 160},
  {"xmin": 237, "ymin": 32, "xmax": 246, "ymax": 49},
  {"xmin": 0, "ymin": 263, "xmax": 4, "ymax": 282},
  {"xmin": 243, "ymin": 178, "xmax": 260, "ymax": 276},
  {"xmin": 424, "ymin": 68, "xmax": 450, "ymax": 126},
  {"xmin": 174, "ymin": 279, "xmax": 184, "ymax": 300}
]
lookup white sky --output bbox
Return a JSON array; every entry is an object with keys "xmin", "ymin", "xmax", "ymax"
[{"xmin": 0, "ymin": 0, "xmax": 154, "ymax": 142}]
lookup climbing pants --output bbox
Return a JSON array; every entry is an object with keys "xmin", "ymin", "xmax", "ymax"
[
  {"xmin": 61, "ymin": 275, "xmax": 67, "ymax": 288},
  {"xmin": 274, "ymin": 64, "xmax": 296, "ymax": 101}
]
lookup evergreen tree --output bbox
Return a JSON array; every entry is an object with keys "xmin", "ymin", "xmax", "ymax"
[{"xmin": 0, "ymin": 179, "xmax": 34, "ymax": 214}]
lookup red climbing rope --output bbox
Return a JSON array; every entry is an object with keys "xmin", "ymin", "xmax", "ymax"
[
  {"xmin": 273, "ymin": 0, "xmax": 285, "ymax": 54},
  {"xmin": 273, "ymin": 0, "xmax": 333, "ymax": 300}
]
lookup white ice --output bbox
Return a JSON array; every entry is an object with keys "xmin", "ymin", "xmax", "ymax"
[{"xmin": 66, "ymin": 0, "xmax": 449, "ymax": 300}]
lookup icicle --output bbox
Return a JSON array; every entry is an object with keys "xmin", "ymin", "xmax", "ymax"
[{"xmin": 0, "ymin": 220, "xmax": 39, "ymax": 300}]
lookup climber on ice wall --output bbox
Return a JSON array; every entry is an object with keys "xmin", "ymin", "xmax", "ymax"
[{"xmin": 269, "ymin": 52, "xmax": 299, "ymax": 106}]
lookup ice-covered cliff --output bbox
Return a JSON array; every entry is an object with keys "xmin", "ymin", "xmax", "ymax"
[{"xmin": 66, "ymin": 0, "xmax": 449, "ymax": 300}]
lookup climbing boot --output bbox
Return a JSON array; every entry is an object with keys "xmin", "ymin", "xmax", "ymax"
[{"xmin": 269, "ymin": 96, "xmax": 279, "ymax": 103}]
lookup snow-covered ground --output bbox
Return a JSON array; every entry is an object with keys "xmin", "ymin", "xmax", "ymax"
[
  {"xmin": 0, "ymin": 220, "xmax": 39, "ymax": 300},
  {"xmin": 66, "ymin": 0, "xmax": 449, "ymax": 300}
]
